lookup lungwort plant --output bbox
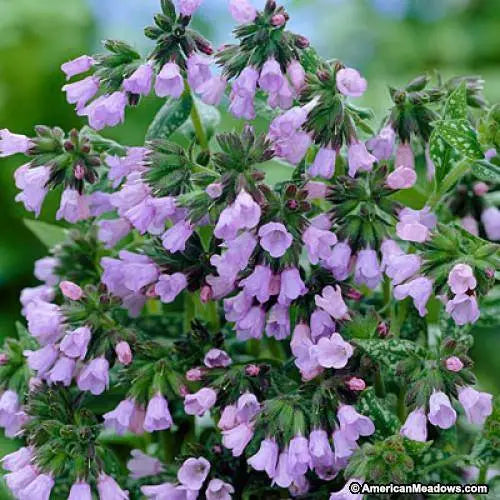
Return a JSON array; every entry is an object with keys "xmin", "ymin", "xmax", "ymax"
[{"xmin": 0, "ymin": 0, "xmax": 499, "ymax": 499}]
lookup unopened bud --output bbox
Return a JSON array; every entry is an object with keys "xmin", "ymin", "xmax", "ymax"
[
  {"xmin": 444, "ymin": 356, "xmax": 463, "ymax": 372},
  {"xmin": 271, "ymin": 14, "xmax": 286, "ymax": 27},
  {"xmin": 200, "ymin": 285, "xmax": 212, "ymax": 303},
  {"xmin": 115, "ymin": 341, "xmax": 133, "ymax": 365},
  {"xmin": 473, "ymin": 182, "xmax": 489, "ymax": 196},
  {"xmin": 59, "ymin": 280, "xmax": 83, "ymax": 300},
  {"xmin": 0, "ymin": 353, "xmax": 8, "ymax": 365},
  {"xmin": 346, "ymin": 377, "xmax": 366, "ymax": 391},
  {"xmin": 346, "ymin": 288, "xmax": 363, "ymax": 301},
  {"xmin": 295, "ymin": 35, "xmax": 310, "ymax": 49},
  {"xmin": 179, "ymin": 385, "xmax": 190, "ymax": 397},
  {"xmin": 186, "ymin": 367, "xmax": 205, "ymax": 381},
  {"xmin": 377, "ymin": 322, "xmax": 389, "ymax": 337},
  {"xmin": 74, "ymin": 164, "xmax": 85, "ymax": 180},
  {"xmin": 485, "ymin": 268, "xmax": 495, "ymax": 279},
  {"xmin": 245, "ymin": 364, "xmax": 260, "ymax": 376},
  {"xmin": 64, "ymin": 140, "xmax": 75, "ymax": 152}
]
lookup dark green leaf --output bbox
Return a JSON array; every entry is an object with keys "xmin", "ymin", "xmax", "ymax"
[
  {"xmin": 429, "ymin": 128, "xmax": 453, "ymax": 185},
  {"xmin": 178, "ymin": 97, "xmax": 221, "ymax": 142},
  {"xmin": 444, "ymin": 81, "xmax": 467, "ymax": 120},
  {"xmin": 472, "ymin": 159, "xmax": 500, "ymax": 183},
  {"xmin": 146, "ymin": 92, "xmax": 193, "ymax": 141},
  {"xmin": 24, "ymin": 219, "xmax": 67, "ymax": 248},
  {"xmin": 434, "ymin": 119, "xmax": 483, "ymax": 160}
]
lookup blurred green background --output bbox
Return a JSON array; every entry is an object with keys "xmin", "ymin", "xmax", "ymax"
[{"xmin": 0, "ymin": 0, "xmax": 499, "ymax": 460}]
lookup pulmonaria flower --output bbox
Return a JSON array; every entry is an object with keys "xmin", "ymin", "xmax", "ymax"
[
  {"xmin": 1, "ymin": 447, "xmax": 33, "ymax": 472},
  {"xmin": 46, "ymin": 355, "xmax": 76, "ymax": 386},
  {"xmin": 329, "ymin": 478, "xmax": 363, "ymax": 500},
  {"xmin": 62, "ymin": 76, "xmax": 100, "ymax": 110},
  {"xmin": 310, "ymin": 309, "xmax": 335, "ymax": 342},
  {"xmin": 303, "ymin": 225, "xmax": 337, "ymax": 265},
  {"xmin": 144, "ymin": 393, "xmax": 173, "ymax": 432},
  {"xmin": 366, "ymin": 125, "xmax": 395, "ymax": 161},
  {"xmin": 0, "ymin": 390, "xmax": 20, "ymax": 429},
  {"xmin": 273, "ymin": 449, "xmax": 293, "ymax": 488},
  {"xmin": 204, "ymin": 348, "xmax": 232, "ymax": 368},
  {"xmin": 240, "ymin": 265, "xmax": 275, "ymax": 303},
  {"xmin": 229, "ymin": 0, "xmax": 257, "ymax": 24},
  {"xmin": 20, "ymin": 285, "xmax": 54, "ymax": 316},
  {"xmin": 458, "ymin": 387, "xmax": 493, "ymax": 425},
  {"xmin": 481, "ymin": 207, "xmax": 500, "ymax": 240},
  {"xmin": 236, "ymin": 392, "xmax": 260, "ymax": 423},
  {"xmin": 324, "ymin": 242, "xmax": 352, "ymax": 281},
  {"xmin": 184, "ymin": 387, "xmax": 217, "ymax": 416},
  {"xmin": 288, "ymin": 60, "xmax": 306, "ymax": 92},
  {"xmin": 187, "ymin": 53, "xmax": 212, "ymax": 91},
  {"xmin": 395, "ymin": 142, "xmax": 415, "ymax": 170},
  {"xmin": 313, "ymin": 333, "xmax": 353, "ymax": 369},
  {"xmin": 337, "ymin": 405, "xmax": 375, "ymax": 441},
  {"xmin": 385, "ymin": 253, "xmax": 421, "ymax": 286},
  {"xmin": 178, "ymin": 0, "xmax": 203, "ymax": 16},
  {"xmin": 400, "ymin": 407, "xmax": 428, "ymax": 442},
  {"xmin": 354, "ymin": 249, "xmax": 382, "ymax": 289},
  {"xmin": 197, "ymin": 75, "xmax": 227, "ymax": 106},
  {"xmin": 34, "ymin": 256, "xmax": 59, "ymax": 286},
  {"xmin": 229, "ymin": 66, "xmax": 259, "ymax": 119},
  {"xmin": 79, "ymin": 91, "xmax": 128, "ymax": 130},
  {"xmin": 56, "ymin": 189, "xmax": 90, "ymax": 223},
  {"xmin": 23, "ymin": 344, "xmax": 58, "ymax": 375},
  {"xmin": 25, "ymin": 300, "xmax": 63, "ymax": 345},
  {"xmin": 315, "ymin": 285, "xmax": 349, "ymax": 320},
  {"xmin": 394, "ymin": 277, "xmax": 433, "ymax": 317},
  {"xmin": 127, "ymin": 450, "xmax": 164, "ymax": 480},
  {"xmin": 98, "ymin": 218, "xmax": 131, "ymax": 248},
  {"xmin": 266, "ymin": 303, "xmax": 290, "ymax": 340},
  {"xmin": 445, "ymin": 294, "xmax": 480, "ymax": 325},
  {"xmin": 259, "ymin": 222, "xmax": 293, "ymax": 258},
  {"xmin": 259, "ymin": 58, "xmax": 285, "ymax": 94},
  {"xmin": 278, "ymin": 267, "xmax": 308, "ymax": 305},
  {"xmin": 445, "ymin": 356, "xmax": 464, "ymax": 372},
  {"xmin": 106, "ymin": 147, "xmax": 148, "ymax": 187},
  {"xmin": 1, "ymin": 129, "xmax": 31, "ymax": 157},
  {"xmin": 4, "ymin": 464, "xmax": 38, "ymax": 494},
  {"xmin": 155, "ymin": 273, "xmax": 188, "ymax": 303},
  {"xmin": 123, "ymin": 63, "xmax": 153, "ymax": 96},
  {"xmin": 77, "ymin": 357, "xmax": 109, "ymax": 395},
  {"xmin": 206, "ymin": 479, "xmax": 235, "ymax": 500},
  {"xmin": 308, "ymin": 147, "xmax": 336, "ymax": 179},
  {"xmin": 68, "ymin": 481, "xmax": 92, "ymax": 500},
  {"xmin": 222, "ymin": 422, "xmax": 254, "ymax": 457},
  {"xmin": 448, "ymin": 264, "xmax": 477, "ymax": 294},
  {"xmin": 178, "ymin": 456, "xmax": 210, "ymax": 490},
  {"xmin": 396, "ymin": 206, "xmax": 437, "ymax": 243},
  {"xmin": 61, "ymin": 54, "xmax": 94, "ymax": 79},
  {"xmin": 162, "ymin": 220, "xmax": 194, "ymax": 253},
  {"xmin": 218, "ymin": 405, "xmax": 238, "ymax": 431},
  {"xmin": 97, "ymin": 473, "xmax": 129, "ymax": 500},
  {"xmin": 347, "ymin": 141, "xmax": 377, "ymax": 177},
  {"xmin": 427, "ymin": 391, "xmax": 457, "ymax": 429},
  {"xmin": 309, "ymin": 430, "xmax": 334, "ymax": 471},
  {"xmin": 224, "ymin": 291, "xmax": 253, "ymax": 322},
  {"xmin": 287, "ymin": 435, "xmax": 311, "ymax": 477},
  {"xmin": 17, "ymin": 473, "xmax": 54, "ymax": 500},
  {"xmin": 155, "ymin": 62, "xmax": 184, "ymax": 98},
  {"xmin": 14, "ymin": 164, "xmax": 50, "ymax": 217},
  {"xmin": 103, "ymin": 399, "xmax": 139, "ymax": 435},
  {"xmin": 336, "ymin": 68, "xmax": 367, "ymax": 97},
  {"xmin": 236, "ymin": 306, "xmax": 266, "ymax": 340},
  {"xmin": 248, "ymin": 438, "xmax": 279, "ymax": 478},
  {"xmin": 387, "ymin": 166, "xmax": 417, "ymax": 189}
]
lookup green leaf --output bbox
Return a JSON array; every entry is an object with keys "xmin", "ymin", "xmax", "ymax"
[
  {"xmin": 178, "ymin": 97, "xmax": 221, "ymax": 142},
  {"xmin": 24, "ymin": 219, "xmax": 67, "ymax": 248},
  {"xmin": 429, "ymin": 128, "xmax": 453, "ymax": 185},
  {"xmin": 444, "ymin": 81, "xmax": 467, "ymax": 120},
  {"xmin": 146, "ymin": 91, "xmax": 193, "ymax": 141},
  {"xmin": 80, "ymin": 126, "xmax": 126, "ymax": 155},
  {"xmin": 433, "ymin": 119, "xmax": 483, "ymax": 160},
  {"xmin": 161, "ymin": 0, "xmax": 176, "ymax": 20},
  {"xmin": 472, "ymin": 159, "xmax": 500, "ymax": 183}
]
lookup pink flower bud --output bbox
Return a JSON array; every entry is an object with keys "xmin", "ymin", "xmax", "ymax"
[
  {"xmin": 0, "ymin": 353, "xmax": 8, "ymax": 365},
  {"xmin": 271, "ymin": 14, "xmax": 286, "ymax": 27},
  {"xmin": 473, "ymin": 182, "xmax": 489, "ymax": 196},
  {"xmin": 115, "ymin": 341, "xmax": 133, "ymax": 365},
  {"xmin": 74, "ymin": 164, "xmax": 85, "ymax": 180},
  {"xmin": 186, "ymin": 367, "xmax": 205, "ymax": 381},
  {"xmin": 179, "ymin": 385, "xmax": 190, "ymax": 397},
  {"xmin": 346, "ymin": 377, "xmax": 366, "ymax": 391},
  {"xmin": 346, "ymin": 288, "xmax": 362, "ymax": 301},
  {"xmin": 200, "ymin": 285, "xmax": 212, "ymax": 303},
  {"xmin": 377, "ymin": 322, "xmax": 389, "ymax": 337},
  {"xmin": 485, "ymin": 268, "xmax": 495, "ymax": 279},
  {"xmin": 59, "ymin": 280, "xmax": 83, "ymax": 300},
  {"xmin": 445, "ymin": 356, "xmax": 464, "ymax": 372},
  {"xmin": 245, "ymin": 364, "xmax": 260, "ymax": 376}
]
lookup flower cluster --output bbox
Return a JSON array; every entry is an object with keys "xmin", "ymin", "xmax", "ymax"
[{"xmin": 0, "ymin": 0, "xmax": 499, "ymax": 499}]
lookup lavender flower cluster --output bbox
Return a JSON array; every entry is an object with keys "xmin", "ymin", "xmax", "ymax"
[{"xmin": 0, "ymin": 0, "xmax": 499, "ymax": 499}]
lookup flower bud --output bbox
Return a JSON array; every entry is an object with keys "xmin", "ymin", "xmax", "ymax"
[
  {"xmin": 59, "ymin": 280, "xmax": 83, "ymax": 300},
  {"xmin": 271, "ymin": 14, "xmax": 286, "ymax": 27},
  {"xmin": 245, "ymin": 364, "xmax": 260, "ymax": 376},
  {"xmin": 115, "ymin": 341, "xmax": 133, "ymax": 365},
  {"xmin": 444, "ymin": 356, "xmax": 463, "ymax": 372},
  {"xmin": 346, "ymin": 377, "xmax": 366, "ymax": 391}
]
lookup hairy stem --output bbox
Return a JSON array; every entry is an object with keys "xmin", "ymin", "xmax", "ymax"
[{"xmin": 190, "ymin": 95, "xmax": 209, "ymax": 150}]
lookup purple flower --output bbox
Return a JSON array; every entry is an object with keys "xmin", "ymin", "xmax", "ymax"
[
  {"xmin": 98, "ymin": 218, "xmax": 131, "ymax": 248},
  {"xmin": 278, "ymin": 267, "xmax": 308, "ymax": 305},
  {"xmin": 47, "ymin": 356, "xmax": 76, "ymax": 386},
  {"xmin": 20, "ymin": 285, "xmax": 54, "ymax": 315},
  {"xmin": 197, "ymin": 75, "xmax": 227, "ymax": 106},
  {"xmin": 23, "ymin": 344, "xmax": 58, "ymax": 375},
  {"xmin": 204, "ymin": 348, "xmax": 232, "ymax": 368},
  {"xmin": 155, "ymin": 62, "xmax": 184, "ymax": 98},
  {"xmin": 206, "ymin": 479, "xmax": 235, "ymax": 500},
  {"xmin": 224, "ymin": 291, "xmax": 253, "ymax": 322},
  {"xmin": 266, "ymin": 303, "xmax": 290, "ymax": 340},
  {"xmin": 79, "ymin": 91, "xmax": 128, "ymax": 130},
  {"xmin": 69, "ymin": 482, "xmax": 92, "ymax": 500},
  {"xmin": 77, "ymin": 357, "xmax": 109, "ymax": 395},
  {"xmin": 336, "ymin": 68, "xmax": 367, "ymax": 97},
  {"xmin": 17, "ymin": 473, "xmax": 54, "ymax": 500},
  {"xmin": 211, "ymin": 232, "xmax": 257, "ymax": 281},
  {"xmin": 236, "ymin": 392, "xmax": 260, "ymax": 423},
  {"xmin": 396, "ymin": 206, "xmax": 437, "ymax": 243},
  {"xmin": 308, "ymin": 147, "xmax": 336, "ymax": 179},
  {"xmin": 218, "ymin": 405, "xmax": 238, "ymax": 431},
  {"xmin": 354, "ymin": 249, "xmax": 382, "ymax": 289},
  {"xmin": 387, "ymin": 166, "xmax": 417, "ymax": 189},
  {"xmin": 400, "ymin": 407, "xmax": 427, "ymax": 442},
  {"xmin": 445, "ymin": 294, "xmax": 480, "ymax": 325},
  {"xmin": 259, "ymin": 222, "xmax": 293, "ymax": 258},
  {"xmin": 248, "ymin": 438, "xmax": 279, "ymax": 478},
  {"xmin": 428, "ymin": 391, "xmax": 456, "ymax": 429},
  {"xmin": 288, "ymin": 435, "xmax": 311, "ymax": 477},
  {"xmin": 305, "ymin": 181, "xmax": 328, "ymax": 200},
  {"xmin": 385, "ymin": 253, "xmax": 421, "ymax": 286},
  {"xmin": 288, "ymin": 60, "xmax": 306, "ymax": 92},
  {"xmin": 106, "ymin": 147, "xmax": 148, "ymax": 187},
  {"xmin": 144, "ymin": 393, "xmax": 173, "ymax": 432},
  {"xmin": 187, "ymin": 53, "xmax": 212, "ymax": 91},
  {"xmin": 25, "ymin": 300, "xmax": 63, "ymax": 345},
  {"xmin": 348, "ymin": 141, "xmax": 377, "ymax": 177},
  {"xmin": 229, "ymin": 0, "xmax": 257, "ymax": 23},
  {"xmin": 177, "ymin": 456, "xmax": 210, "ymax": 490},
  {"xmin": 229, "ymin": 67, "xmax": 258, "ymax": 119},
  {"xmin": 56, "ymin": 189, "xmax": 90, "ymax": 223},
  {"xmin": 123, "ymin": 63, "xmax": 153, "ymax": 96},
  {"xmin": 395, "ymin": 142, "xmax": 415, "ymax": 170},
  {"xmin": 448, "ymin": 264, "xmax": 477, "ymax": 294},
  {"xmin": 184, "ymin": 387, "xmax": 217, "ymax": 416},
  {"xmin": 103, "ymin": 399, "xmax": 137, "ymax": 435},
  {"xmin": 273, "ymin": 450, "xmax": 293, "ymax": 488},
  {"xmin": 366, "ymin": 126, "xmax": 395, "ymax": 161},
  {"xmin": 310, "ymin": 309, "xmax": 335, "ymax": 342},
  {"xmin": 97, "ymin": 473, "xmax": 129, "ymax": 500},
  {"xmin": 155, "ymin": 273, "xmax": 187, "ymax": 303},
  {"xmin": 481, "ymin": 207, "xmax": 500, "ymax": 240},
  {"xmin": 0, "ymin": 129, "xmax": 31, "ymax": 156},
  {"xmin": 445, "ymin": 356, "xmax": 464, "ymax": 372},
  {"xmin": 222, "ymin": 422, "xmax": 254, "ymax": 457},
  {"xmin": 141, "ymin": 483, "xmax": 193, "ymax": 499},
  {"xmin": 315, "ymin": 285, "xmax": 349, "ymax": 320},
  {"xmin": 324, "ymin": 242, "xmax": 352, "ymax": 281},
  {"xmin": 178, "ymin": 0, "xmax": 203, "ymax": 16},
  {"xmin": 60, "ymin": 326, "xmax": 91, "ymax": 359},
  {"xmin": 259, "ymin": 59, "xmax": 285, "ymax": 94},
  {"xmin": 329, "ymin": 478, "xmax": 363, "ymax": 500},
  {"xmin": 337, "ymin": 405, "xmax": 375, "ymax": 441},
  {"xmin": 59, "ymin": 280, "xmax": 83, "ymax": 301},
  {"xmin": 62, "ymin": 76, "xmax": 99, "ymax": 110},
  {"xmin": 240, "ymin": 265, "xmax": 275, "ymax": 303},
  {"xmin": 61, "ymin": 55, "xmax": 94, "ymax": 79},
  {"xmin": 14, "ymin": 164, "xmax": 50, "ymax": 216},
  {"xmin": 162, "ymin": 220, "xmax": 194, "ymax": 253},
  {"xmin": 303, "ymin": 225, "xmax": 337, "ymax": 265},
  {"xmin": 1, "ymin": 447, "xmax": 33, "ymax": 472},
  {"xmin": 313, "ymin": 333, "xmax": 353, "ymax": 369},
  {"xmin": 291, "ymin": 324, "xmax": 323, "ymax": 381},
  {"xmin": 235, "ymin": 306, "xmax": 266, "ymax": 340},
  {"xmin": 127, "ymin": 450, "xmax": 164, "ymax": 480},
  {"xmin": 34, "ymin": 256, "xmax": 58, "ymax": 285},
  {"xmin": 458, "ymin": 387, "xmax": 493, "ymax": 425},
  {"xmin": 0, "ymin": 391, "xmax": 19, "ymax": 428},
  {"xmin": 5, "ymin": 465, "xmax": 38, "ymax": 494},
  {"xmin": 394, "ymin": 277, "xmax": 433, "ymax": 317},
  {"xmin": 333, "ymin": 428, "xmax": 358, "ymax": 460}
]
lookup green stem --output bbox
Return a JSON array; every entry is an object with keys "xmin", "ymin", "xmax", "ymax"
[
  {"xmin": 374, "ymin": 368, "xmax": 386, "ymax": 398},
  {"xmin": 397, "ymin": 386, "xmax": 407, "ymax": 423},
  {"xmin": 478, "ymin": 464, "xmax": 488, "ymax": 484},
  {"xmin": 190, "ymin": 95, "xmax": 209, "ymax": 150},
  {"xmin": 421, "ymin": 454, "xmax": 463, "ymax": 474},
  {"xmin": 428, "ymin": 160, "xmax": 470, "ymax": 209}
]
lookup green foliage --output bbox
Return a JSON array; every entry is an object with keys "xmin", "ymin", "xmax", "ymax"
[{"xmin": 146, "ymin": 91, "xmax": 193, "ymax": 140}]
